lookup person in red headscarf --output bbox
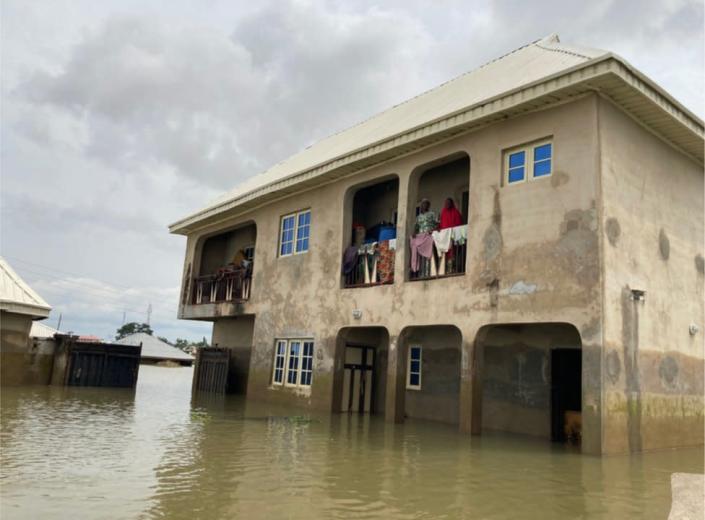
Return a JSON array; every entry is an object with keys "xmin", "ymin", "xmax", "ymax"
[{"xmin": 440, "ymin": 198, "xmax": 463, "ymax": 229}]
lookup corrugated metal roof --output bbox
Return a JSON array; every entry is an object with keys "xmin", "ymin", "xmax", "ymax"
[
  {"xmin": 30, "ymin": 321, "xmax": 59, "ymax": 338},
  {"xmin": 170, "ymin": 34, "xmax": 703, "ymax": 234},
  {"xmin": 0, "ymin": 256, "xmax": 51, "ymax": 318},
  {"xmin": 115, "ymin": 332, "xmax": 194, "ymax": 362}
]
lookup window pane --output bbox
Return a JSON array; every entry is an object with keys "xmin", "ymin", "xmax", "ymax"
[
  {"xmin": 534, "ymin": 143, "xmax": 552, "ymax": 161},
  {"xmin": 409, "ymin": 373, "xmax": 420, "ymax": 386},
  {"xmin": 410, "ymin": 347, "xmax": 421, "ymax": 360},
  {"xmin": 281, "ymin": 242, "xmax": 292, "ymax": 256},
  {"xmin": 283, "ymin": 216, "xmax": 295, "ymax": 230},
  {"xmin": 297, "ymin": 225, "xmax": 307, "ymax": 239},
  {"xmin": 508, "ymin": 151, "xmax": 525, "ymax": 168},
  {"xmin": 533, "ymin": 160, "xmax": 551, "ymax": 177},
  {"xmin": 508, "ymin": 167, "xmax": 525, "ymax": 183},
  {"xmin": 410, "ymin": 360, "xmax": 420, "ymax": 373}
]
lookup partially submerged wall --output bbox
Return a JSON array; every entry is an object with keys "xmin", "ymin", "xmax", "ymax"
[
  {"xmin": 212, "ymin": 315, "xmax": 255, "ymax": 394},
  {"xmin": 599, "ymin": 98, "xmax": 704, "ymax": 453},
  {"xmin": 0, "ymin": 312, "xmax": 55, "ymax": 386}
]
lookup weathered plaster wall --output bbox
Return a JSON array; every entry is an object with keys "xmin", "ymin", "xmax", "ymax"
[
  {"xmin": 599, "ymin": 98, "xmax": 704, "ymax": 453},
  {"xmin": 177, "ymin": 95, "xmax": 604, "ymax": 449},
  {"xmin": 212, "ymin": 316, "xmax": 255, "ymax": 394},
  {"xmin": 1, "ymin": 313, "xmax": 55, "ymax": 386},
  {"xmin": 403, "ymin": 326, "xmax": 461, "ymax": 424},
  {"xmin": 480, "ymin": 324, "xmax": 581, "ymax": 439}
]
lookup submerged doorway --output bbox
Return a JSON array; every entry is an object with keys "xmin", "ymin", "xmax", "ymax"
[
  {"xmin": 341, "ymin": 345, "xmax": 376, "ymax": 414},
  {"xmin": 333, "ymin": 327, "xmax": 389, "ymax": 415},
  {"xmin": 551, "ymin": 348, "xmax": 582, "ymax": 443}
]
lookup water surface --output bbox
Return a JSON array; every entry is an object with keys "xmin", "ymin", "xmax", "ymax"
[{"xmin": 1, "ymin": 366, "xmax": 702, "ymax": 519}]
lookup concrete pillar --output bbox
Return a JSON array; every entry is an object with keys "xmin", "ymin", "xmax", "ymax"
[
  {"xmin": 581, "ymin": 340, "xmax": 603, "ymax": 455},
  {"xmin": 459, "ymin": 325, "xmax": 485, "ymax": 435},
  {"xmin": 384, "ymin": 332, "xmax": 406, "ymax": 423}
]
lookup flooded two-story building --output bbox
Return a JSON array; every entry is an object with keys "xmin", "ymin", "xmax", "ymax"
[{"xmin": 170, "ymin": 35, "xmax": 704, "ymax": 455}]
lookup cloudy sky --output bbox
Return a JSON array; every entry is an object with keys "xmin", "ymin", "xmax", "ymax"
[{"xmin": 2, "ymin": 0, "xmax": 703, "ymax": 342}]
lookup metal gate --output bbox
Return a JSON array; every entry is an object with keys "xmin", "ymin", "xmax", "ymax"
[
  {"xmin": 341, "ymin": 345, "xmax": 376, "ymax": 414},
  {"xmin": 65, "ymin": 342, "xmax": 141, "ymax": 388},
  {"xmin": 192, "ymin": 347, "xmax": 230, "ymax": 394}
]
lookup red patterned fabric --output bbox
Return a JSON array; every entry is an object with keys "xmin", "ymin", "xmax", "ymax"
[{"xmin": 377, "ymin": 241, "xmax": 395, "ymax": 283}]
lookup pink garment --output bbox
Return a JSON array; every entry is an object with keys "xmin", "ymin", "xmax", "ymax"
[{"xmin": 409, "ymin": 233, "xmax": 434, "ymax": 272}]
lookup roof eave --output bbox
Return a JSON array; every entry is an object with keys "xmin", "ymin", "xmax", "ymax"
[{"xmin": 169, "ymin": 54, "xmax": 703, "ymax": 235}]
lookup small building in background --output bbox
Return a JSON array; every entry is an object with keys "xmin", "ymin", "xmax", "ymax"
[
  {"xmin": 116, "ymin": 332, "xmax": 194, "ymax": 366},
  {"xmin": 0, "ymin": 256, "xmax": 53, "ymax": 385},
  {"xmin": 30, "ymin": 320, "xmax": 59, "ymax": 339}
]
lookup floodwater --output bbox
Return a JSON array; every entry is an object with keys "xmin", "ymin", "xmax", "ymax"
[{"xmin": 1, "ymin": 366, "xmax": 702, "ymax": 520}]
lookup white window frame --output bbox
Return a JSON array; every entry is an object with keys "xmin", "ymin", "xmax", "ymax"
[
  {"xmin": 271, "ymin": 338, "xmax": 314, "ymax": 388},
  {"xmin": 406, "ymin": 345, "xmax": 422, "ymax": 390},
  {"xmin": 504, "ymin": 138, "xmax": 553, "ymax": 186},
  {"xmin": 278, "ymin": 209, "xmax": 311, "ymax": 257},
  {"xmin": 272, "ymin": 339, "xmax": 287, "ymax": 385}
]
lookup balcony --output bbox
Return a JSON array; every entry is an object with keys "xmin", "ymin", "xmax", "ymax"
[
  {"xmin": 191, "ymin": 222, "xmax": 256, "ymax": 307},
  {"xmin": 193, "ymin": 267, "xmax": 251, "ymax": 304},
  {"xmin": 342, "ymin": 177, "xmax": 398, "ymax": 288},
  {"xmin": 409, "ymin": 224, "xmax": 467, "ymax": 280},
  {"xmin": 407, "ymin": 153, "xmax": 469, "ymax": 281},
  {"xmin": 343, "ymin": 238, "xmax": 396, "ymax": 288}
]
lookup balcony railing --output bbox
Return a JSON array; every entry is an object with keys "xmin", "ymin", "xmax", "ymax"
[
  {"xmin": 409, "ymin": 225, "xmax": 467, "ymax": 281},
  {"xmin": 192, "ymin": 268, "xmax": 251, "ymax": 304},
  {"xmin": 343, "ymin": 239, "xmax": 396, "ymax": 288}
]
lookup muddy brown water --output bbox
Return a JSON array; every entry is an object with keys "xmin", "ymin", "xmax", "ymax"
[{"xmin": 1, "ymin": 366, "xmax": 702, "ymax": 519}]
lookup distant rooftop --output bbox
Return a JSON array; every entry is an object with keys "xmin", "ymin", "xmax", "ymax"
[
  {"xmin": 170, "ymin": 34, "xmax": 703, "ymax": 234},
  {"xmin": 115, "ymin": 332, "xmax": 194, "ymax": 362},
  {"xmin": 0, "ymin": 256, "xmax": 51, "ymax": 318},
  {"xmin": 30, "ymin": 321, "xmax": 59, "ymax": 338}
]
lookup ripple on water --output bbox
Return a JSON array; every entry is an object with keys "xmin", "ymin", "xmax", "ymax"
[{"xmin": 2, "ymin": 366, "xmax": 702, "ymax": 520}]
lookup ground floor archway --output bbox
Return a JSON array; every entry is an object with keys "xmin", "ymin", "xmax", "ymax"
[{"xmin": 473, "ymin": 323, "xmax": 582, "ymax": 443}]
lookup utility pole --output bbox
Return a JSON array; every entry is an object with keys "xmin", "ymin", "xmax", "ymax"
[
  {"xmin": 56, "ymin": 313, "xmax": 62, "ymax": 331},
  {"xmin": 146, "ymin": 303, "xmax": 152, "ymax": 326},
  {"xmin": 122, "ymin": 311, "xmax": 126, "ymax": 326}
]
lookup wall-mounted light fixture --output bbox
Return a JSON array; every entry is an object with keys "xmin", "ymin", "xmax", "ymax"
[
  {"xmin": 630, "ymin": 289, "xmax": 646, "ymax": 302},
  {"xmin": 689, "ymin": 324, "xmax": 699, "ymax": 336},
  {"xmin": 352, "ymin": 309, "xmax": 362, "ymax": 320}
]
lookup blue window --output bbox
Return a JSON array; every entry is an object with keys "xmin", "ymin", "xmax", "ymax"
[
  {"xmin": 505, "ymin": 140, "xmax": 553, "ymax": 185},
  {"xmin": 273, "ymin": 339, "xmax": 315, "ymax": 388},
  {"xmin": 279, "ymin": 209, "xmax": 311, "ymax": 256},
  {"xmin": 533, "ymin": 143, "xmax": 552, "ymax": 177},
  {"xmin": 407, "ymin": 346, "xmax": 422, "ymax": 390},
  {"xmin": 507, "ymin": 151, "xmax": 526, "ymax": 184}
]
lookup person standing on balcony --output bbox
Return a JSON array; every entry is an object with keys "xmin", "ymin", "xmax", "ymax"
[
  {"xmin": 415, "ymin": 198, "xmax": 438, "ymax": 234},
  {"xmin": 439, "ymin": 198, "xmax": 462, "ymax": 229},
  {"xmin": 410, "ymin": 199, "xmax": 437, "ymax": 275}
]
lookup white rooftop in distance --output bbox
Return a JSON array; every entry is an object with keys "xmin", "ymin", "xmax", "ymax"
[
  {"xmin": 30, "ymin": 321, "xmax": 59, "ymax": 338},
  {"xmin": 115, "ymin": 332, "xmax": 194, "ymax": 362},
  {"xmin": 0, "ymin": 256, "xmax": 51, "ymax": 318}
]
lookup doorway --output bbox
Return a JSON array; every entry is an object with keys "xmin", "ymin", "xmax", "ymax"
[
  {"xmin": 341, "ymin": 345, "xmax": 376, "ymax": 414},
  {"xmin": 551, "ymin": 348, "xmax": 582, "ymax": 442}
]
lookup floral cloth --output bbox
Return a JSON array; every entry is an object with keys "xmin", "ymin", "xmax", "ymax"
[{"xmin": 416, "ymin": 211, "xmax": 438, "ymax": 234}]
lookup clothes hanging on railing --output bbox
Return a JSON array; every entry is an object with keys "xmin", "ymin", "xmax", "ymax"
[
  {"xmin": 431, "ymin": 228, "xmax": 453, "ymax": 254},
  {"xmin": 409, "ymin": 233, "xmax": 434, "ymax": 272},
  {"xmin": 342, "ymin": 246, "xmax": 359, "ymax": 275},
  {"xmin": 450, "ymin": 225, "xmax": 467, "ymax": 245}
]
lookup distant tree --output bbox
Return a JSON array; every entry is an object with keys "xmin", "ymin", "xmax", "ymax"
[
  {"xmin": 175, "ymin": 338, "xmax": 190, "ymax": 352},
  {"xmin": 157, "ymin": 336, "xmax": 172, "ymax": 345},
  {"xmin": 116, "ymin": 322, "xmax": 153, "ymax": 340}
]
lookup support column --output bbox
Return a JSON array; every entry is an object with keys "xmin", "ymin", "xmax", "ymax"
[
  {"xmin": 459, "ymin": 325, "xmax": 485, "ymax": 435},
  {"xmin": 385, "ymin": 332, "xmax": 406, "ymax": 423}
]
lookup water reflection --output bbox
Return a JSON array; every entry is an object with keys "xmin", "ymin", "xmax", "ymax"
[{"xmin": 1, "ymin": 366, "xmax": 702, "ymax": 519}]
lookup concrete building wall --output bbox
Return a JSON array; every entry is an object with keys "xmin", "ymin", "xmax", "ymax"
[
  {"xmin": 403, "ymin": 326, "xmax": 461, "ymax": 425},
  {"xmin": 212, "ymin": 315, "xmax": 255, "ymax": 394},
  {"xmin": 480, "ymin": 324, "xmax": 581, "ymax": 439},
  {"xmin": 178, "ymin": 95, "xmax": 606, "ymax": 449},
  {"xmin": 598, "ymin": 99, "xmax": 705, "ymax": 453},
  {"xmin": 1, "ymin": 312, "xmax": 55, "ymax": 386}
]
